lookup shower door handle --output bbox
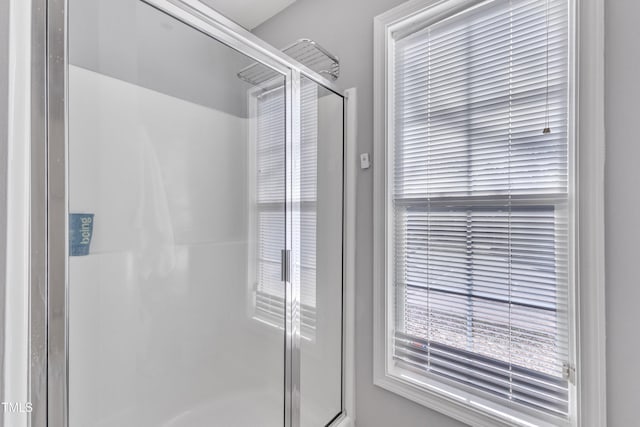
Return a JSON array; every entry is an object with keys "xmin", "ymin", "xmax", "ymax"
[{"xmin": 281, "ymin": 249, "xmax": 290, "ymax": 282}]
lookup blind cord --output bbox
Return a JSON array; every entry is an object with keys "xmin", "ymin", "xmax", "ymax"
[{"xmin": 543, "ymin": 0, "xmax": 551, "ymax": 134}]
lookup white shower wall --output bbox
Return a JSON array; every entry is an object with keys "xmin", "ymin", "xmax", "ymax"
[
  {"xmin": 68, "ymin": 65, "xmax": 284, "ymax": 427},
  {"xmin": 67, "ymin": 65, "xmax": 344, "ymax": 427}
]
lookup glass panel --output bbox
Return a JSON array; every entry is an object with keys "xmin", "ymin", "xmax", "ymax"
[
  {"xmin": 298, "ymin": 77, "xmax": 344, "ymax": 426},
  {"xmin": 67, "ymin": 1, "xmax": 286, "ymax": 426}
]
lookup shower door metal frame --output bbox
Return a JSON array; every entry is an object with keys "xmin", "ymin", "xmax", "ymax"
[{"xmin": 31, "ymin": 0, "xmax": 351, "ymax": 427}]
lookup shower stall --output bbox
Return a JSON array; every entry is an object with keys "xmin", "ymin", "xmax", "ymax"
[{"xmin": 30, "ymin": 1, "xmax": 353, "ymax": 426}]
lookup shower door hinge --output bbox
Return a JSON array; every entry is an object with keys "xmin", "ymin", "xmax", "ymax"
[
  {"xmin": 563, "ymin": 362, "xmax": 576, "ymax": 384},
  {"xmin": 281, "ymin": 249, "xmax": 291, "ymax": 282}
]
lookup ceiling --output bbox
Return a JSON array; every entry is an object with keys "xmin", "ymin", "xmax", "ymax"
[{"xmin": 202, "ymin": 0, "xmax": 297, "ymax": 30}]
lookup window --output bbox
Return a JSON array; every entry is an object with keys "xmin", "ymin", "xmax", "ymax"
[
  {"xmin": 250, "ymin": 81, "xmax": 318, "ymax": 338},
  {"xmin": 373, "ymin": 0, "xmax": 584, "ymax": 425}
]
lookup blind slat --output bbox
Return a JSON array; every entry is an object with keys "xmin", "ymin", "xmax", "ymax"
[{"xmin": 392, "ymin": 0, "xmax": 570, "ymax": 419}]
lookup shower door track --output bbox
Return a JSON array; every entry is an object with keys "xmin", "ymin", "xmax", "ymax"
[{"xmin": 29, "ymin": 1, "xmax": 352, "ymax": 427}]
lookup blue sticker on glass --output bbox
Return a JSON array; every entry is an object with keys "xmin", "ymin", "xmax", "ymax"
[{"xmin": 69, "ymin": 213, "xmax": 94, "ymax": 256}]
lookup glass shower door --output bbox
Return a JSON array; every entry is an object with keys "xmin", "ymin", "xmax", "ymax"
[
  {"xmin": 67, "ymin": 1, "xmax": 287, "ymax": 426},
  {"xmin": 297, "ymin": 77, "xmax": 344, "ymax": 427}
]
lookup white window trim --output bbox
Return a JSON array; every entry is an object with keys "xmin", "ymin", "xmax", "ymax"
[{"xmin": 372, "ymin": 0, "xmax": 606, "ymax": 426}]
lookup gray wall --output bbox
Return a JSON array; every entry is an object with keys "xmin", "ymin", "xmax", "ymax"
[
  {"xmin": 69, "ymin": 0, "xmax": 254, "ymax": 116},
  {"xmin": 604, "ymin": 0, "xmax": 640, "ymax": 426},
  {"xmin": 256, "ymin": 0, "xmax": 640, "ymax": 426},
  {"xmin": 254, "ymin": 1, "xmax": 467, "ymax": 426}
]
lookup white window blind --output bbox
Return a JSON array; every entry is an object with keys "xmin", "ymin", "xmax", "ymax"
[
  {"xmin": 392, "ymin": 0, "xmax": 570, "ymax": 419},
  {"xmin": 254, "ymin": 82, "xmax": 318, "ymax": 334}
]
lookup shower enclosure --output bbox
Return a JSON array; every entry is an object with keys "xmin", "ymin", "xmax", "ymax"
[{"xmin": 31, "ymin": 1, "xmax": 352, "ymax": 426}]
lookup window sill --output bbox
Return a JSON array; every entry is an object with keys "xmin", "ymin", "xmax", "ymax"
[{"xmin": 374, "ymin": 365, "xmax": 571, "ymax": 427}]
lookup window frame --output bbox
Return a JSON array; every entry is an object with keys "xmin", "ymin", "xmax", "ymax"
[
  {"xmin": 372, "ymin": 0, "xmax": 606, "ymax": 426},
  {"xmin": 246, "ymin": 80, "xmax": 320, "ymax": 342},
  {"xmin": 247, "ymin": 80, "xmax": 286, "ymax": 333}
]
